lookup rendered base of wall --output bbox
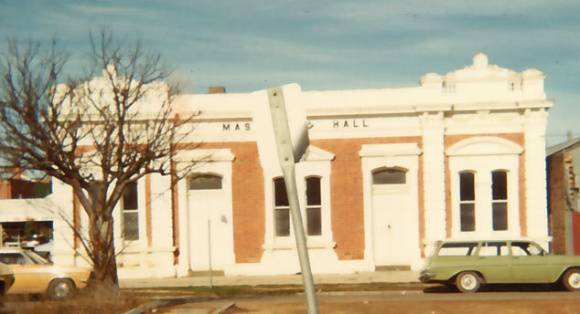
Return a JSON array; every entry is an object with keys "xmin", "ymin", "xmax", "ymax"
[
  {"xmin": 117, "ymin": 249, "xmax": 176, "ymax": 279},
  {"xmin": 53, "ymin": 248, "xmax": 176, "ymax": 279},
  {"xmin": 224, "ymin": 248, "xmax": 374, "ymax": 276},
  {"xmin": 118, "ymin": 265, "xmax": 176, "ymax": 279}
]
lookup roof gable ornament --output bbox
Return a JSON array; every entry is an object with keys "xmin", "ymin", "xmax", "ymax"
[
  {"xmin": 473, "ymin": 53, "xmax": 488, "ymax": 69},
  {"xmin": 445, "ymin": 52, "xmax": 519, "ymax": 81}
]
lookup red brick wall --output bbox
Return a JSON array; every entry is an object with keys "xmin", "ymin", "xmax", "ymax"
[
  {"xmin": 444, "ymin": 133, "xmax": 526, "ymax": 237},
  {"xmin": 313, "ymin": 137, "xmax": 423, "ymax": 260},
  {"xmin": 573, "ymin": 212, "xmax": 580, "ymax": 255},
  {"xmin": 229, "ymin": 143, "xmax": 265, "ymax": 263},
  {"xmin": 548, "ymin": 151, "xmax": 566, "ymax": 254},
  {"xmin": 192, "ymin": 142, "xmax": 265, "ymax": 263}
]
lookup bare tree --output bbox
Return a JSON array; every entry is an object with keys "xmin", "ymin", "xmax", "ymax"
[{"xmin": 0, "ymin": 31, "xmax": 196, "ymax": 288}]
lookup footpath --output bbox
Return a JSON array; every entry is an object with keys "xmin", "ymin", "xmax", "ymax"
[
  {"xmin": 119, "ymin": 270, "xmax": 420, "ymax": 289},
  {"xmin": 119, "ymin": 271, "xmax": 422, "ymax": 314}
]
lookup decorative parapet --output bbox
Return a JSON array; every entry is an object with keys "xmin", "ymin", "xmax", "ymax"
[{"xmin": 421, "ymin": 53, "xmax": 547, "ymax": 99}]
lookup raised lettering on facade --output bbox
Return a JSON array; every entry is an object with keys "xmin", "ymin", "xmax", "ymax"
[
  {"xmin": 222, "ymin": 122, "xmax": 251, "ymax": 132},
  {"xmin": 332, "ymin": 119, "xmax": 369, "ymax": 128}
]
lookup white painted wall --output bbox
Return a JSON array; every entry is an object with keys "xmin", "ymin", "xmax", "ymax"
[{"xmin": 0, "ymin": 53, "xmax": 553, "ymax": 278}]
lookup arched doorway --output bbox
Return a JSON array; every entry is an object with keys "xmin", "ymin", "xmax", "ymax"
[
  {"xmin": 187, "ymin": 173, "xmax": 230, "ymax": 272},
  {"xmin": 371, "ymin": 167, "xmax": 414, "ymax": 267}
]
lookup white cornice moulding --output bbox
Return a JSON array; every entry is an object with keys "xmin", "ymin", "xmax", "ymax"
[
  {"xmin": 359, "ymin": 143, "xmax": 422, "ymax": 158},
  {"xmin": 173, "ymin": 148, "xmax": 235, "ymax": 163}
]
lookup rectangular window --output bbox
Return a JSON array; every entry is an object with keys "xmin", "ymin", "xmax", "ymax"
[
  {"xmin": 492, "ymin": 171, "xmax": 508, "ymax": 231},
  {"xmin": 306, "ymin": 177, "xmax": 322, "ymax": 236},
  {"xmin": 480, "ymin": 241, "xmax": 509, "ymax": 256},
  {"xmin": 123, "ymin": 181, "xmax": 139, "ymax": 241},
  {"xmin": 438, "ymin": 242, "xmax": 477, "ymax": 256},
  {"xmin": 459, "ymin": 172, "xmax": 476, "ymax": 232},
  {"xmin": 274, "ymin": 178, "xmax": 290, "ymax": 237}
]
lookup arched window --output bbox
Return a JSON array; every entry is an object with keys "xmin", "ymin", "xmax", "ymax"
[
  {"xmin": 188, "ymin": 173, "xmax": 222, "ymax": 190},
  {"xmin": 459, "ymin": 171, "xmax": 476, "ymax": 232},
  {"xmin": 306, "ymin": 176, "xmax": 322, "ymax": 236},
  {"xmin": 372, "ymin": 167, "xmax": 407, "ymax": 185},
  {"xmin": 273, "ymin": 177, "xmax": 290, "ymax": 237},
  {"xmin": 492, "ymin": 170, "xmax": 508, "ymax": 231}
]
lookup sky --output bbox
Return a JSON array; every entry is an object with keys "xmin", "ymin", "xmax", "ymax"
[{"xmin": 1, "ymin": 0, "xmax": 579, "ymax": 145}]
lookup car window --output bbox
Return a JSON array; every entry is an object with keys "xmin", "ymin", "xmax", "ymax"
[
  {"xmin": 438, "ymin": 242, "xmax": 477, "ymax": 256},
  {"xmin": 527, "ymin": 243, "xmax": 545, "ymax": 256},
  {"xmin": 511, "ymin": 241, "xmax": 545, "ymax": 256},
  {"xmin": 479, "ymin": 242, "xmax": 509, "ymax": 256},
  {"xmin": 0, "ymin": 253, "xmax": 26, "ymax": 265},
  {"xmin": 511, "ymin": 245, "xmax": 528, "ymax": 256},
  {"xmin": 24, "ymin": 249, "xmax": 50, "ymax": 264}
]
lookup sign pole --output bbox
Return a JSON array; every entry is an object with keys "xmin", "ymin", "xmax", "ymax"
[
  {"xmin": 208, "ymin": 219, "xmax": 213, "ymax": 288},
  {"xmin": 267, "ymin": 86, "xmax": 318, "ymax": 314}
]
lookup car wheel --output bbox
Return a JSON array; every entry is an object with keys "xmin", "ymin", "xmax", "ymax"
[
  {"xmin": 455, "ymin": 271, "xmax": 481, "ymax": 293},
  {"xmin": 47, "ymin": 278, "xmax": 76, "ymax": 299},
  {"xmin": 562, "ymin": 269, "xmax": 580, "ymax": 291}
]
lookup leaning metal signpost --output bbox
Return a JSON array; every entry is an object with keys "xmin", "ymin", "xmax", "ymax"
[{"xmin": 266, "ymin": 84, "xmax": 319, "ymax": 314}]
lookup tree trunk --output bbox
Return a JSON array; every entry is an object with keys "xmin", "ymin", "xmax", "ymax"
[
  {"xmin": 89, "ymin": 211, "xmax": 119, "ymax": 288},
  {"xmin": 86, "ymin": 182, "xmax": 119, "ymax": 289}
]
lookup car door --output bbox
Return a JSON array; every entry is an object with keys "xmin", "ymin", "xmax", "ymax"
[
  {"xmin": 510, "ymin": 241, "xmax": 551, "ymax": 283},
  {"xmin": 475, "ymin": 241, "xmax": 512, "ymax": 283},
  {"xmin": 0, "ymin": 252, "xmax": 52, "ymax": 294}
]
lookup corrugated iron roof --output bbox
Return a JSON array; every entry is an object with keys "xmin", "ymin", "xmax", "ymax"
[{"xmin": 546, "ymin": 137, "xmax": 580, "ymax": 156}]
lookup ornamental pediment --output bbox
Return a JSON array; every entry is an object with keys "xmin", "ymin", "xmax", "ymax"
[
  {"xmin": 446, "ymin": 136, "xmax": 523, "ymax": 156},
  {"xmin": 301, "ymin": 145, "xmax": 335, "ymax": 162}
]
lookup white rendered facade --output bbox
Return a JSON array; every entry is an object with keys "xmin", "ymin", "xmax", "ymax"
[{"xmin": 0, "ymin": 53, "xmax": 552, "ymax": 277}]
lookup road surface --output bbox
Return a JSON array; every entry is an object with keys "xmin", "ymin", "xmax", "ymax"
[{"xmin": 159, "ymin": 287, "xmax": 580, "ymax": 314}]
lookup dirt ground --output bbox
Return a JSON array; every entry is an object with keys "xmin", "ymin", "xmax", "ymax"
[
  {"xmin": 1, "ymin": 293, "xmax": 146, "ymax": 314},
  {"xmin": 163, "ymin": 290, "xmax": 580, "ymax": 314},
  {"xmin": 4, "ymin": 284, "xmax": 580, "ymax": 314},
  {"xmin": 224, "ymin": 299, "xmax": 580, "ymax": 314}
]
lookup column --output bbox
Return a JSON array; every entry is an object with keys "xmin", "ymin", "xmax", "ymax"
[
  {"xmin": 420, "ymin": 112, "xmax": 447, "ymax": 245},
  {"xmin": 524, "ymin": 109, "xmax": 549, "ymax": 241}
]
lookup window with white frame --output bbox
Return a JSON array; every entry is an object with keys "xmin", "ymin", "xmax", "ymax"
[
  {"xmin": 448, "ymin": 137, "xmax": 522, "ymax": 237},
  {"xmin": 306, "ymin": 176, "xmax": 322, "ymax": 236},
  {"xmin": 273, "ymin": 176, "xmax": 326, "ymax": 238},
  {"xmin": 459, "ymin": 171, "xmax": 476, "ymax": 232},
  {"xmin": 491, "ymin": 170, "xmax": 508, "ymax": 231},
  {"xmin": 274, "ymin": 177, "xmax": 290, "ymax": 237},
  {"xmin": 265, "ymin": 145, "xmax": 334, "ymax": 248},
  {"xmin": 122, "ymin": 181, "xmax": 139, "ymax": 241}
]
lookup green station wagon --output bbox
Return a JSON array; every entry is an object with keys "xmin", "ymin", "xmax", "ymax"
[{"xmin": 419, "ymin": 240, "xmax": 580, "ymax": 293}]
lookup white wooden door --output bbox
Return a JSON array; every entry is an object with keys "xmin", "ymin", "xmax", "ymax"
[
  {"xmin": 188, "ymin": 176, "xmax": 231, "ymax": 271},
  {"xmin": 372, "ymin": 169, "xmax": 414, "ymax": 266}
]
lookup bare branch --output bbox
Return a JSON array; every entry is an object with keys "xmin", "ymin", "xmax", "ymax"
[{"xmin": 0, "ymin": 31, "xmax": 198, "ymax": 288}]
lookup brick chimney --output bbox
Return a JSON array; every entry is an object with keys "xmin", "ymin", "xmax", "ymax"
[{"xmin": 208, "ymin": 86, "xmax": 226, "ymax": 94}]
